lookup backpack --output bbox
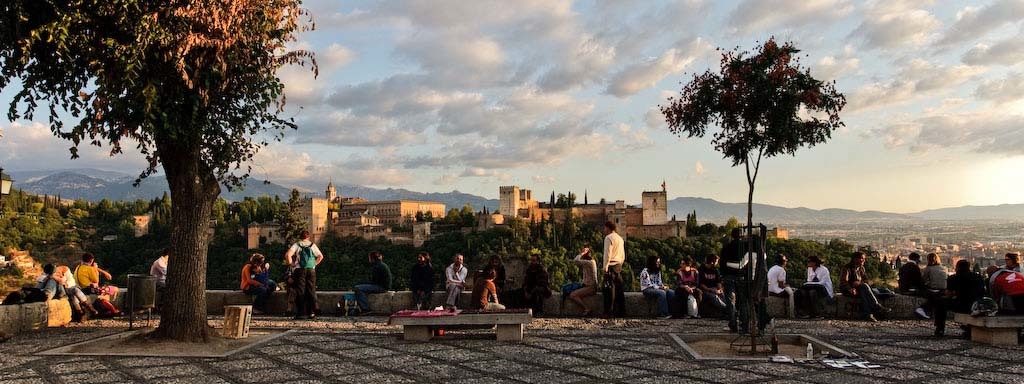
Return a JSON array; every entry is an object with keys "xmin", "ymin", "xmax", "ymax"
[
  {"xmin": 22, "ymin": 287, "xmax": 48, "ymax": 303},
  {"xmin": 297, "ymin": 244, "xmax": 317, "ymax": 269}
]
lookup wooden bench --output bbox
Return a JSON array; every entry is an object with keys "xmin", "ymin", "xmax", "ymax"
[
  {"xmin": 389, "ymin": 309, "xmax": 532, "ymax": 342},
  {"xmin": 954, "ymin": 313, "xmax": 1024, "ymax": 346}
]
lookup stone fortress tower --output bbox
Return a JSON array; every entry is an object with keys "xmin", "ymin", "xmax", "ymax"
[
  {"xmin": 326, "ymin": 181, "xmax": 337, "ymax": 202},
  {"xmin": 499, "ymin": 185, "xmax": 534, "ymax": 217},
  {"xmin": 641, "ymin": 180, "xmax": 668, "ymax": 225}
]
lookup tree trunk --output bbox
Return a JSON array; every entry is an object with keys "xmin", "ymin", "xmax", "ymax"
[{"xmin": 150, "ymin": 142, "xmax": 221, "ymax": 342}]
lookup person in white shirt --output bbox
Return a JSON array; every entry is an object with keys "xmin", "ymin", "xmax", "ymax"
[
  {"xmin": 150, "ymin": 248, "xmax": 169, "ymax": 289},
  {"xmin": 767, "ymin": 254, "xmax": 795, "ymax": 318},
  {"xmin": 640, "ymin": 256, "xmax": 674, "ymax": 319},
  {"xmin": 444, "ymin": 254, "xmax": 468, "ymax": 310},
  {"xmin": 602, "ymin": 221, "xmax": 626, "ymax": 317},
  {"xmin": 796, "ymin": 256, "xmax": 833, "ymax": 319}
]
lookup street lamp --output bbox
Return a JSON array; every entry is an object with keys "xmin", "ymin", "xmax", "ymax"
[{"xmin": 0, "ymin": 166, "xmax": 13, "ymax": 204}]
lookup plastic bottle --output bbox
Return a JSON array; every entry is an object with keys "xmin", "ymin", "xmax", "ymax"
[{"xmin": 806, "ymin": 343, "xmax": 814, "ymax": 359}]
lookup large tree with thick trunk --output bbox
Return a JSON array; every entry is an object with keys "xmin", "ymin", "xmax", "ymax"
[
  {"xmin": 1, "ymin": 0, "xmax": 315, "ymax": 341},
  {"xmin": 660, "ymin": 38, "xmax": 845, "ymax": 350}
]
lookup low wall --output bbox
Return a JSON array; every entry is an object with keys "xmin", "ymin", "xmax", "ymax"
[
  {"xmin": 0, "ymin": 299, "xmax": 70, "ymax": 336},
  {"xmin": 205, "ymin": 289, "xmax": 929, "ymax": 320}
]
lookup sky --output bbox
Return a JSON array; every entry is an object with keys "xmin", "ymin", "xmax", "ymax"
[{"xmin": 2, "ymin": 0, "xmax": 1024, "ymax": 213}]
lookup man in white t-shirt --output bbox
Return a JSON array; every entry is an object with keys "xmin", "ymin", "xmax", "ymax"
[
  {"xmin": 602, "ymin": 221, "xmax": 626, "ymax": 317},
  {"xmin": 444, "ymin": 254, "xmax": 468, "ymax": 310},
  {"xmin": 767, "ymin": 254, "xmax": 795, "ymax": 318}
]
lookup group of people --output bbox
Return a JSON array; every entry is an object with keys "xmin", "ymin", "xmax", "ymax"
[
  {"xmin": 898, "ymin": 251, "xmax": 1024, "ymax": 337},
  {"xmin": 8, "ymin": 253, "xmax": 124, "ymax": 322}
]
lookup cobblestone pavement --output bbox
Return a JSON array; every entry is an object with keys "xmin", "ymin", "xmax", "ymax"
[{"xmin": 1, "ymin": 317, "xmax": 1022, "ymax": 384}]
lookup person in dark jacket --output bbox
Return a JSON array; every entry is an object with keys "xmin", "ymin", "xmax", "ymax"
[
  {"xmin": 410, "ymin": 252, "xmax": 435, "ymax": 310},
  {"xmin": 523, "ymin": 255, "xmax": 552, "ymax": 316},
  {"xmin": 933, "ymin": 259, "xmax": 986, "ymax": 337},
  {"xmin": 898, "ymin": 252, "xmax": 924, "ymax": 294},
  {"xmin": 353, "ymin": 251, "xmax": 392, "ymax": 314}
]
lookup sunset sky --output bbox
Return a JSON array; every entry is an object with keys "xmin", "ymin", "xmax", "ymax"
[{"xmin": 2, "ymin": 0, "xmax": 1024, "ymax": 213}]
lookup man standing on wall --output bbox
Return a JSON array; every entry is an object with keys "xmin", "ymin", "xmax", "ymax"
[
  {"xmin": 284, "ymin": 230, "xmax": 324, "ymax": 320},
  {"xmin": 602, "ymin": 221, "xmax": 626, "ymax": 317}
]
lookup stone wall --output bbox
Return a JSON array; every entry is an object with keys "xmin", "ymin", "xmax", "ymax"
[{"xmin": 0, "ymin": 299, "xmax": 70, "ymax": 336}]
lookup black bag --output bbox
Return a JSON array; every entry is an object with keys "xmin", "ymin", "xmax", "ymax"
[
  {"xmin": 21, "ymin": 288, "xmax": 47, "ymax": 303},
  {"xmin": 2, "ymin": 291, "xmax": 25, "ymax": 305}
]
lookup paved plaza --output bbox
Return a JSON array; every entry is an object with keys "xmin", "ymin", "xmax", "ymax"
[{"xmin": 1, "ymin": 317, "xmax": 1022, "ymax": 384}]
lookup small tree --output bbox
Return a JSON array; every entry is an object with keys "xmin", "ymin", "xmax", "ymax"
[
  {"xmin": 660, "ymin": 38, "xmax": 845, "ymax": 348},
  {"xmin": 276, "ymin": 189, "xmax": 307, "ymax": 244},
  {"xmin": 2, "ymin": 1, "xmax": 314, "ymax": 341}
]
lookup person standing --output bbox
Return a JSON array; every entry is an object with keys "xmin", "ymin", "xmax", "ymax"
[
  {"xmin": 524, "ymin": 255, "xmax": 552, "ymax": 316},
  {"xmin": 353, "ymin": 251, "xmax": 392, "ymax": 314},
  {"xmin": 150, "ymin": 248, "xmax": 169, "ymax": 290},
  {"xmin": 284, "ymin": 230, "xmax": 323, "ymax": 320},
  {"xmin": 720, "ymin": 228, "xmax": 744, "ymax": 332},
  {"xmin": 410, "ymin": 252, "xmax": 435, "ymax": 310},
  {"xmin": 444, "ymin": 254, "xmax": 468, "ymax": 310},
  {"xmin": 602, "ymin": 221, "xmax": 626, "ymax": 317},
  {"xmin": 569, "ymin": 247, "xmax": 598, "ymax": 316},
  {"xmin": 839, "ymin": 252, "xmax": 887, "ymax": 322}
]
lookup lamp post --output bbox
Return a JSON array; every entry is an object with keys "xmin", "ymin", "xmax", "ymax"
[{"xmin": 0, "ymin": 166, "xmax": 13, "ymax": 209}]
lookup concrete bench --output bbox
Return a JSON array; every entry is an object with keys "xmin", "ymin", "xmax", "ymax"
[
  {"xmin": 954, "ymin": 313, "xmax": 1024, "ymax": 346},
  {"xmin": 389, "ymin": 309, "xmax": 533, "ymax": 342}
]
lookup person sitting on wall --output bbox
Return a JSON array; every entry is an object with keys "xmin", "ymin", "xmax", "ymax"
[
  {"xmin": 241, "ymin": 253, "xmax": 277, "ymax": 314},
  {"xmin": 767, "ymin": 254, "xmax": 795, "ymax": 318},
  {"xmin": 569, "ymin": 246, "xmax": 598, "ymax": 316},
  {"xmin": 444, "ymin": 254, "xmax": 468, "ymax": 310},
  {"xmin": 36, "ymin": 264, "xmax": 67, "ymax": 301},
  {"xmin": 838, "ymin": 252, "xmax": 888, "ymax": 322},
  {"xmin": 74, "ymin": 253, "xmax": 122, "ymax": 317},
  {"xmin": 916, "ymin": 253, "xmax": 947, "ymax": 320},
  {"xmin": 674, "ymin": 258, "xmax": 702, "ymax": 319},
  {"xmin": 933, "ymin": 260, "xmax": 986, "ymax": 337},
  {"xmin": 796, "ymin": 256, "xmax": 833, "ymax": 319},
  {"xmin": 523, "ymin": 254, "xmax": 552, "ymax": 316},
  {"xmin": 898, "ymin": 252, "xmax": 924, "ymax": 295},
  {"xmin": 640, "ymin": 255, "xmax": 675, "ymax": 319},
  {"xmin": 150, "ymin": 248, "xmax": 169, "ymax": 290},
  {"xmin": 55, "ymin": 265, "xmax": 98, "ymax": 321},
  {"xmin": 698, "ymin": 254, "xmax": 727, "ymax": 312},
  {"xmin": 986, "ymin": 265, "xmax": 1024, "ymax": 315},
  {"xmin": 410, "ymin": 252, "xmax": 434, "ymax": 310},
  {"xmin": 353, "ymin": 251, "xmax": 393, "ymax": 315},
  {"xmin": 471, "ymin": 267, "xmax": 505, "ymax": 311}
]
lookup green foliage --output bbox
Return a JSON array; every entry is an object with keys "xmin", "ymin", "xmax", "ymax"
[{"xmin": 275, "ymin": 189, "xmax": 306, "ymax": 244}]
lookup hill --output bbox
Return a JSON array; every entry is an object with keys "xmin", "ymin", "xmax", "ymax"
[
  {"xmin": 16, "ymin": 171, "xmax": 293, "ymax": 202},
  {"xmin": 667, "ymin": 197, "xmax": 913, "ymax": 224},
  {"xmin": 910, "ymin": 204, "xmax": 1024, "ymax": 221}
]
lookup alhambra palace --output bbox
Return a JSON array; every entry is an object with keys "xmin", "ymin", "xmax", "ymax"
[{"xmin": 243, "ymin": 182, "xmax": 699, "ymax": 249}]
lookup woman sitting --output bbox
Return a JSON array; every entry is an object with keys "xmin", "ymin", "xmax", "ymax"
[
  {"xmin": 241, "ymin": 253, "xmax": 277, "ymax": 314},
  {"xmin": 796, "ymin": 256, "xmax": 833, "ymax": 319},
  {"xmin": 640, "ymin": 255, "xmax": 674, "ymax": 319},
  {"xmin": 569, "ymin": 247, "xmax": 598, "ymax": 316},
  {"xmin": 410, "ymin": 252, "xmax": 434, "ymax": 310},
  {"xmin": 55, "ymin": 265, "xmax": 98, "ymax": 321},
  {"xmin": 674, "ymin": 258, "xmax": 702, "ymax": 318},
  {"xmin": 470, "ymin": 268, "xmax": 505, "ymax": 311}
]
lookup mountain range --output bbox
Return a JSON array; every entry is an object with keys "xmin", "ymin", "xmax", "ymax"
[{"xmin": 9, "ymin": 168, "xmax": 1024, "ymax": 222}]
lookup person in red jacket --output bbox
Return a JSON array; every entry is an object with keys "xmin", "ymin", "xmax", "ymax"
[{"xmin": 986, "ymin": 265, "xmax": 1024, "ymax": 315}]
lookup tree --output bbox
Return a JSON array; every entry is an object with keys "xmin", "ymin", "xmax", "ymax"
[
  {"xmin": 2, "ymin": 1, "xmax": 314, "ymax": 341},
  {"xmin": 660, "ymin": 38, "xmax": 845, "ymax": 348},
  {"xmin": 276, "ymin": 189, "xmax": 307, "ymax": 244}
]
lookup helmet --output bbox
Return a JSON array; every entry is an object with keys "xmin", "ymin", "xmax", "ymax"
[{"xmin": 970, "ymin": 297, "xmax": 999, "ymax": 317}]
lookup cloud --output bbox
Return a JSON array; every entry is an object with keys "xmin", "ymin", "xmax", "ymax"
[
  {"xmin": 316, "ymin": 156, "xmax": 413, "ymax": 186},
  {"xmin": 727, "ymin": 0, "xmax": 854, "ymax": 35},
  {"xmin": 536, "ymin": 36, "xmax": 617, "ymax": 92},
  {"xmin": 433, "ymin": 174, "xmax": 458, "ymax": 185},
  {"xmin": 249, "ymin": 146, "xmax": 315, "ymax": 181},
  {"xmin": 974, "ymin": 72, "xmax": 1024, "ymax": 104},
  {"xmin": 695, "ymin": 161, "xmax": 705, "ymax": 175},
  {"xmin": 814, "ymin": 45, "xmax": 861, "ymax": 81},
  {"xmin": 605, "ymin": 39, "xmax": 712, "ymax": 97},
  {"xmin": 962, "ymin": 34, "xmax": 1024, "ymax": 66},
  {"xmin": 614, "ymin": 124, "xmax": 655, "ymax": 151},
  {"xmin": 848, "ymin": 1, "xmax": 939, "ymax": 49},
  {"xmin": 0, "ymin": 121, "xmax": 148, "ymax": 174},
  {"xmin": 875, "ymin": 110, "xmax": 1024, "ymax": 155},
  {"xmin": 460, "ymin": 167, "xmax": 511, "ymax": 181},
  {"xmin": 321, "ymin": 43, "xmax": 356, "ymax": 72},
  {"xmin": 936, "ymin": 0, "xmax": 1024, "ymax": 46},
  {"xmin": 295, "ymin": 111, "xmax": 422, "ymax": 147},
  {"xmin": 847, "ymin": 59, "xmax": 985, "ymax": 112},
  {"xmin": 532, "ymin": 175, "xmax": 555, "ymax": 183}
]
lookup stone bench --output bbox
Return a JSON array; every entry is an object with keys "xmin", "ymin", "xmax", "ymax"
[
  {"xmin": 954, "ymin": 313, "xmax": 1024, "ymax": 346},
  {"xmin": 388, "ymin": 309, "xmax": 533, "ymax": 342},
  {"xmin": 0, "ymin": 299, "xmax": 71, "ymax": 336}
]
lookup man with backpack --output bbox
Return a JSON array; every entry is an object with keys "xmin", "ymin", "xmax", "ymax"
[{"xmin": 284, "ymin": 230, "xmax": 324, "ymax": 320}]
